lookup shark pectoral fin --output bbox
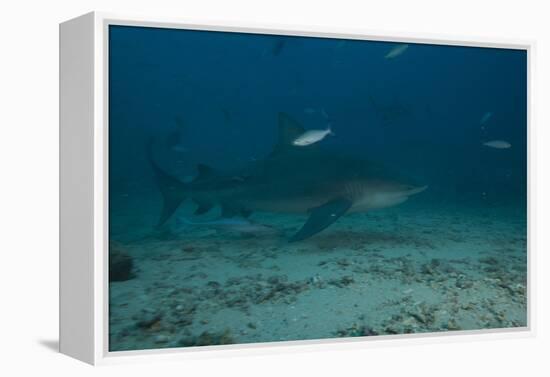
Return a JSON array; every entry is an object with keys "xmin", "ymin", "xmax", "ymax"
[{"xmin": 289, "ymin": 198, "xmax": 353, "ymax": 242}]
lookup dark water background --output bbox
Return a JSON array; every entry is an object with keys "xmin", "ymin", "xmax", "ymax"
[{"xmin": 109, "ymin": 25, "xmax": 526, "ymax": 210}]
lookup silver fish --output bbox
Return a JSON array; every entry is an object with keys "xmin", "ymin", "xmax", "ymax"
[
  {"xmin": 483, "ymin": 140, "xmax": 511, "ymax": 149},
  {"xmin": 292, "ymin": 126, "xmax": 334, "ymax": 146},
  {"xmin": 385, "ymin": 44, "xmax": 409, "ymax": 59}
]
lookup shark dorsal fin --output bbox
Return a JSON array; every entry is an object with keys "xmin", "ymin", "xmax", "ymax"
[
  {"xmin": 195, "ymin": 164, "xmax": 216, "ymax": 182},
  {"xmin": 270, "ymin": 112, "xmax": 305, "ymax": 156}
]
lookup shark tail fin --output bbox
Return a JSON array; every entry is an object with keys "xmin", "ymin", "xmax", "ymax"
[{"xmin": 147, "ymin": 139, "xmax": 188, "ymax": 227}]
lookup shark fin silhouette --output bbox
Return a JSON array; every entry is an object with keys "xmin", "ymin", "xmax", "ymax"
[
  {"xmin": 147, "ymin": 139, "xmax": 188, "ymax": 226},
  {"xmin": 269, "ymin": 112, "xmax": 305, "ymax": 156}
]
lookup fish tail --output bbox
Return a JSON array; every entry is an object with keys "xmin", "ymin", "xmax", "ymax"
[
  {"xmin": 328, "ymin": 124, "xmax": 335, "ymax": 136},
  {"xmin": 147, "ymin": 139, "xmax": 189, "ymax": 227}
]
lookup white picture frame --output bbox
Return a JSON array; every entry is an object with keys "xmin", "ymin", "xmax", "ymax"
[{"xmin": 59, "ymin": 11, "xmax": 535, "ymax": 365}]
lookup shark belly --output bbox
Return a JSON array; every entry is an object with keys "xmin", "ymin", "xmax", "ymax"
[
  {"xmin": 349, "ymin": 194, "xmax": 408, "ymax": 212},
  {"xmin": 240, "ymin": 194, "xmax": 327, "ymax": 214}
]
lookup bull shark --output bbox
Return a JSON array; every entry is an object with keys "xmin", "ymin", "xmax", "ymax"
[{"xmin": 149, "ymin": 112, "xmax": 427, "ymax": 241}]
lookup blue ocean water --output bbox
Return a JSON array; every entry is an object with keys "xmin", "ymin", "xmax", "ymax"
[{"xmin": 108, "ymin": 25, "xmax": 527, "ymax": 351}]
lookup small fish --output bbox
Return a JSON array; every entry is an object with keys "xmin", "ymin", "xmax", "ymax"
[
  {"xmin": 369, "ymin": 95, "xmax": 410, "ymax": 126},
  {"xmin": 304, "ymin": 108, "xmax": 316, "ymax": 115},
  {"xmin": 385, "ymin": 44, "xmax": 409, "ymax": 59},
  {"xmin": 272, "ymin": 39, "xmax": 285, "ymax": 56},
  {"xmin": 480, "ymin": 111, "xmax": 493, "ymax": 125},
  {"xmin": 293, "ymin": 126, "xmax": 334, "ymax": 146},
  {"xmin": 483, "ymin": 140, "xmax": 511, "ymax": 149}
]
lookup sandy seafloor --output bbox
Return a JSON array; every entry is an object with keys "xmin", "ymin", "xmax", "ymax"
[{"xmin": 108, "ymin": 193, "xmax": 527, "ymax": 352}]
